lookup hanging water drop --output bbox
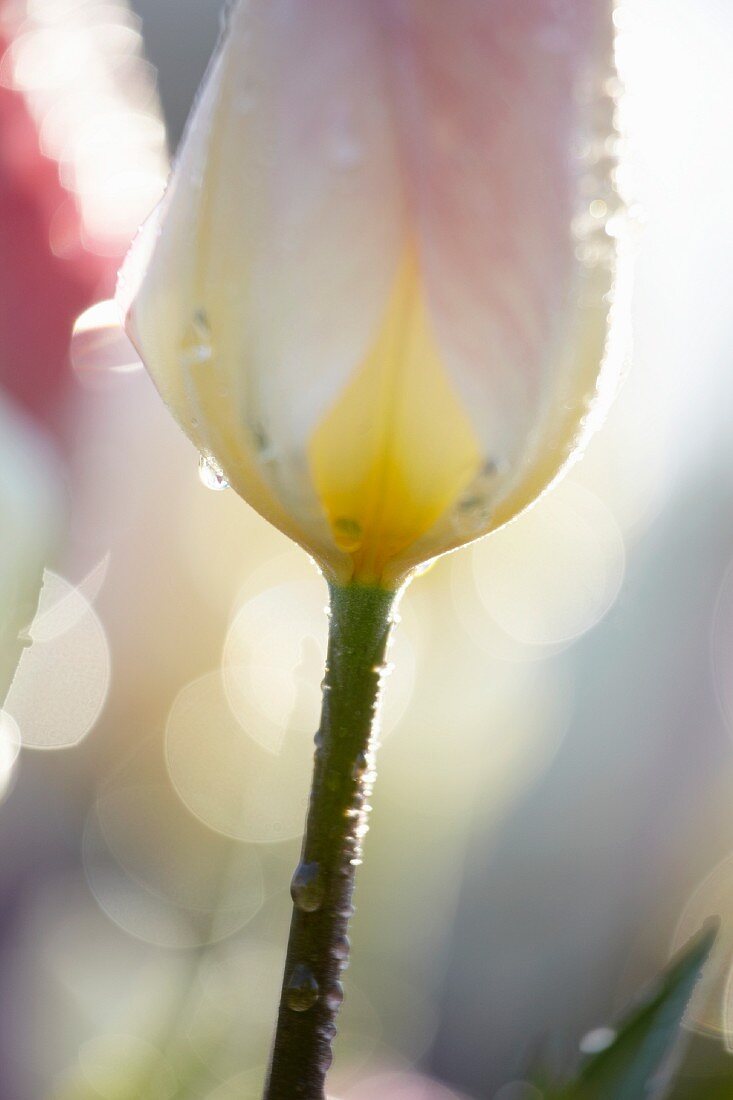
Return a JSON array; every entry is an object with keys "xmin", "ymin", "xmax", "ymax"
[
  {"xmin": 333, "ymin": 517, "xmax": 363, "ymax": 553},
  {"xmin": 198, "ymin": 456, "xmax": 229, "ymax": 492},
  {"xmin": 291, "ymin": 861, "xmax": 325, "ymax": 913},
  {"xmin": 286, "ymin": 964, "xmax": 320, "ymax": 1012}
]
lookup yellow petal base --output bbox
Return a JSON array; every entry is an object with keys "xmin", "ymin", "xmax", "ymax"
[{"xmin": 310, "ymin": 247, "xmax": 482, "ymax": 586}]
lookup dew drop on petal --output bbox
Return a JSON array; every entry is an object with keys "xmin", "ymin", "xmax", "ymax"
[
  {"xmin": 333, "ymin": 517, "xmax": 363, "ymax": 553},
  {"xmin": 198, "ymin": 456, "xmax": 229, "ymax": 492}
]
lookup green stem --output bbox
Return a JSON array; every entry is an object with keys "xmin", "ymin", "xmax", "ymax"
[{"xmin": 263, "ymin": 580, "xmax": 399, "ymax": 1100}]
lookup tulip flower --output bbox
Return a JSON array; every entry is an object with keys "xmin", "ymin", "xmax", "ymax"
[
  {"xmin": 121, "ymin": 2, "xmax": 624, "ymax": 1098},
  {"xmin": 122, "ymin": 0, "xmax": 622, "ymax": 591}
]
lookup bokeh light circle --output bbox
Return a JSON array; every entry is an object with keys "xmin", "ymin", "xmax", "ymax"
[
  {"xmin": 223, "ymin": 577, "xmax": 417, "ymax": 754},
  {"xmin": 83, "ymin": 782, "xmax": 264, "ymax": 948},
  {"xmin": 469, "ymin": 480, "xmax": 625, "ymax": 649},
  {"xmin": 166, "ymin": 670, "xmax": 313, "ymax": 845},
  {"xmin": 78, "ymin": 1034, "xmax": 179, "ymax": 1100},
  {"xmin": 189, "ymin": 940, "xmax": 381, "ymax": 1087},
  {"xmin": 205, "ymin": 1068, "xmax": 268, "ymax": 1099},
  {"xmin": 4, "ymin": 570, "xmax": 111, "ymax": 749}
]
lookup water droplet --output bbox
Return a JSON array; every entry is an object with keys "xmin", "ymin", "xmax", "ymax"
[
  {"xmin": 352, "ymin": 752, "xmax": 369, "ymax": 780},
  {"xmin": 180, "ymin": 310, "xmax": 213, "ymax": 368},
  {"xmin": 333, "ymin": 517, "xmax": 363, "ymax": 553},
  {"xmin": 198, "ymin": 456, "xmax": 229, "ymax": 492},
  {"xmin": 17, "ymin": 631, "xmax": 33, "ymax": 649},
  {"xmin": 333, "ymin": 936, "xmax": 350, "ymax": 962},
  {"xmin": 291, "ymin": 861, "xmax": 325, "ymax": 913},
  {"xmin": 286, "ymin": 965, "xmax": 320, "ymax": 1012},
  {"xmin": 326, "ymin": 983, "xmax": 344, "ymax": 1012}
]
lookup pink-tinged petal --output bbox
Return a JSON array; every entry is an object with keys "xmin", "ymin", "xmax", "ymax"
[{"xmin": 385, "ymin": 0, "xmax": 616, "ymax": 473}]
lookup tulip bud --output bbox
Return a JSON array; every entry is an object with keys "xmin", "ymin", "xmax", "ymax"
[{"xmin": 122, "ymin": 0, "xmax": 624, "ymax": 589}]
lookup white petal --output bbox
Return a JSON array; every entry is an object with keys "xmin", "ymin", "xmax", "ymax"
[
  {"xmin": 131, "ymin": 0, "xmax": 405, "ymax": 453},
  {"xmin": 386, "ymin": 0, "xmax": 614, "ymax": 468}
]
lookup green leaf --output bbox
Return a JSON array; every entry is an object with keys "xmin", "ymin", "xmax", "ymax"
[
  {"xmin": 669, "ymin": 1079, "xmax": 733, "ymax": 1100},
  {"xmin": 554, "ymin": 920, "xmax": 719, "ymax": 1100}
]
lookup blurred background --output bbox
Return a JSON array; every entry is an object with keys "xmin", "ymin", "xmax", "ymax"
[{"xmin": 1, "ymin": 1, "xmax": 733, "ymax": 1097}]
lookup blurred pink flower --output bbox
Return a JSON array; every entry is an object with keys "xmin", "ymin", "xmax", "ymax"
[
  {"xmin": 0, "ymin": 32, "xmax": 105, "ymax": 435},
  {"xmin": 0, "ymin": 3, "xmax": 167, "ymax": 439}
]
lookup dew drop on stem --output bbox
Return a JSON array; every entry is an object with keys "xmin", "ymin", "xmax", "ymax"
[
  {"xmin": 286, "ymin": 964, "xmax": 320, "ymax": 1012},
  {"xmin": 291, "ymin": 861, "xmax": 325, "ymax": 914}
]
